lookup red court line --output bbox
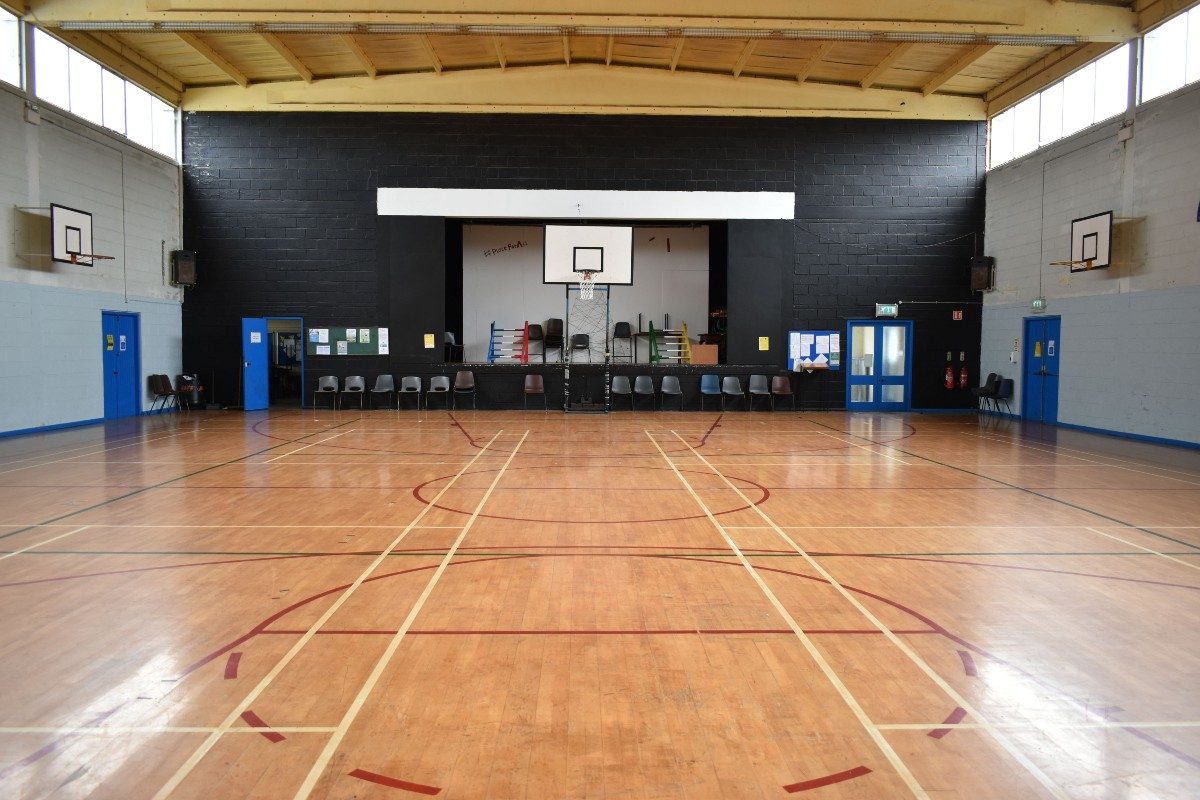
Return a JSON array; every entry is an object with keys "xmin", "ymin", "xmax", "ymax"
[
  {"xmin": 958, "ymin": 650, "xmax": 977, "ymax": 676},
  {"xmin": 239, "ymin": 710, "xmax": 285, "ymax": 742},
  {"xmin": 224, "ymin": 652, "xmax": 242, "ymax": 679},
  {"xmin": 258, "ymin": 627, "xmax": 939, "ymax": 636},
  {"xmin": 350, "ymin": 768, "xmax": 442, "ymax": 794},
  {"xmin": 783, "ymin": 765, "xmax": 872, "ymax": 793},
  {"xmin": 698, "ymin": 413, "xmax": 722, "ymax": 446},
  {"xmin": 447, "ymin": 413, "xmax": 481, "ymax": 449},
  {"xmin": 928, "ymin": 706, "xmax": 968, "ymax": 739},
  {"xmin": 0, "ymin": 705, "xmax": 123, "ymax": 781}
]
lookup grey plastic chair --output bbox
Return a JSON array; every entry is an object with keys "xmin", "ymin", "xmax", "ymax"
[
  {"xmin": 633, "ymin": 375, "xmax": 656, "ymax": 410},
  {"xmin": 314, "ymin": 375, "xmax": 339, "ymax": 410},
  {"xmin": 370, "ymin": 375, "xmax": 395, "ymax": 409},
  {"xmin": 398, "ymin": 376, "xmax": 422, "ymax": 410},
  {"xmin": 342, "ymin": 375, "xmax": 366, "ymax": 409},
  {"xmin": 427, "ymin": 375, "xmax": 451, "ymax": 409},
  {"xmin": 660, "ymin": 375, "xmax": 683, "ymax": 411},
  {"xmin": 611, "ymin": 375, "xmax": 633, "ymax": 410},
  {"xmin": 748, "ymin": 374, "xmax": 770, "ymax": 411},
  {"xmin": 720, "ymin": 376, "xmax": 745, "ymax": 411}
]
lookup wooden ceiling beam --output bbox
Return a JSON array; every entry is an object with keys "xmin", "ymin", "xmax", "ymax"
[
  {"xmin": 985, "ymin": 41, "xmax": 1114, "ymax": 114},
  {"xmin": 605, "ymin": 35, "xmax": 614, "ymax": 66},
  {"xmin": 562, "ymin": 34, "xmax": 570, "ymax": 66},
  {"xmin": 859, "ymin": 41, "xmax": 915, "ymax": 89},
  {"xmin": 53, "ymin": 29, "xmax": 182, "ymax": 102},
  {"xmin": 175, "ymin": 31, "xmax": 248, "ymax": 87},
  {"xmin": 795, "ymin": 41, "xmax": 833, "ymax": 84},
  {"xmin": 668, "ymin": 38, "xmax": 685, "ymax": 72},
  {"xmin": 731, "ymin": 40, "xmax": 757, "ymax": 78},
  {"xmin": 491, "ymin": 34, "xmax": 506, "ymax": 70},
  {"xmin": 260, "ymin": 31, "xmax": 312, "ymax": 82},
  {"xmin": 340, "ymin": 33, "xmax": 376, "ymax": 78},
  {"xmin": 419, "ymin": 34, "xmax": 442, "ymax": 74},
  {"xmin": 922, "ymin": 43, "xmax": 994, "ymax": 95}
]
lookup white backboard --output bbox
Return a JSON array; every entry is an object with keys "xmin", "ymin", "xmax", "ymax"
[
  {"xmin": 50, "ymin": 204, "xmax": 94, "ymax": 266},
  {"xmin": 543, "ymin": 225, "xmax": 634, "ymax": 284},
  {"xmin": 1070, "ymin": 211, "xmax": 1112, "ymax": 272}
]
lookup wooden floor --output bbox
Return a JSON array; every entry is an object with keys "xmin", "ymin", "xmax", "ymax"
[{"xmin": 1, "ymin": 409, "xmax": 1199, "ymax": 799}]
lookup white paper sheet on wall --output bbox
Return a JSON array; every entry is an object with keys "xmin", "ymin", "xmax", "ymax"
[
  {"xmin": 378, "ymin": 327, "xmax": 389, "ymax": 355},
  {"xmin": 346, "ymin": 328, "xmax": 357, "ymax": 340},
  {"xmin": 336, "ymin": 341, "xmax": 348, "ymax": 355},
  {"xmin": 316, "ymin": 345, "xmax": 330, "ymax": 355},
  {"xmin": 815, "ymin": 335, "xmax": 830, "ymax": 355}
]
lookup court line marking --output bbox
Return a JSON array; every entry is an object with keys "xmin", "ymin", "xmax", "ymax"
[
  {"xmin": 644, "ymin": 431, "xmax": 929, "ymax": 799},
  {"xmin": 0, "ymin": 425, "xmax": 201, "ymax": 468},
  {"xmin": 664, "ymin": 429, "xmax": 1072, "ymax": 800},
  {"xmin": 0, "ymin": 726, "xmax": 338, "ymax": 734},
  {"xmin": 963, "ymin": 432, "xmax": 1200, "ymax": 486},
  {"xmin": 0, "ymin": 526, "xmax": 92, "ymax": 563},
  {"xmin": 262, "ymin": 430, "xmax": 357, "ymax": 463},
  {"xmin": 815, "ymin": 431, "xmax": 911, "ymax": 465},
  {"xmin": 3, "ymin": 523, "xmax": 1194, "ymax": 531},
  {"xmin": 149, "ymin": 430, "xmax": 506, "ymax": 800},
  {"xmin": 292, "ymin": 430, "xmax": 530, "ymax": 799},
  {"xmin": 964, "ymin": 430, "xmax": 1200, "ymax": 481},
  {"xmin": 876, "ymin": 721, "xmax": 1200, "ymax": 731},
  {"xmin": 0, "ymin": 429, "xmax": 202, "ymax": 477},
  {"xmin": 1084, "ymin": 527, "xmax": 1200, "ymax": 573}
]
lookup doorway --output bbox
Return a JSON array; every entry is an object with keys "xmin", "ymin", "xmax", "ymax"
[
  {"xmin": 101, "ymin": 311, "xmax": 141, "ymax": 420},
  {"xmin": 1022, "ymin": 316, "xmax": 1061, "ymax": 424},
  {"xmin": 242, "ymin": 317, "xmax": 305, "ymax": 411},
  {"xmin": 846, "ymin": 320, "xmax": 913, "ymax": 411}
]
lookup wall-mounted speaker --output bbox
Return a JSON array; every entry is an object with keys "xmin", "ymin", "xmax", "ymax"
[
  {"xmin": 172, "ymin": 250, "xmax": 197, "ymax": 286},
  {"xmin": 969, "ymin": 256, "xmax": 994, "ymax": 292}
]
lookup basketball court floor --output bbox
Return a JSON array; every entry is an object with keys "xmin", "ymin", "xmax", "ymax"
[{"xmin": 1, "ymin": 409, "xmax": 1198, "ymax": 798}]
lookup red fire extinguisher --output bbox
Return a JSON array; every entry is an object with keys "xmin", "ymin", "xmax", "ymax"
[
  {"xmin": 944, "ymin": 365, "xmax": 955, "ymax": 390},
  {"xmin": 958, "ymin": 366, "xmax": 969, "ymax": 390}
]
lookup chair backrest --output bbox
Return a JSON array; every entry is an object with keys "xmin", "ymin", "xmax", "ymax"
[
  {"xmin": 148, "ymin": 374, "xmax": 164, "ymax": 395},
  {"xmin": 524, "ymin": 374, "xmax": 544, "ymax": 392},
  {"xmin": 611, "ymin": 375, "xmax": 632, "ymax": 394},
  {"xmin": 996, "ymin": 378, "xmax": 1014, "ymax": 400},
  {"xmin": 444, "ymin": 331, "xmax": 458, "ymax": 346},
  {"xmin": 661, "ymin": 375, "xmax": 682, "ymax": 394},
  {"xmin": 613, "ymin": 321, "xmax": 632, "ymax": 339},
  {"xmin": 373, "ymin": 374, "xmax": 395, "ymax": 392},
  {"xmin": 748, "ymin": 374, "xmax": 769, "ymax": 392},
  {"xmin": 633, "ymin": 375, "xmax": 654, "ymax": 394},
  {"xmin": 570, "ymin": 333, "xmax": 590, "ymax": 349},
  {"xmin": 700, "ymin": 374, "xmax": 720, "ymax": 394},
  {"xmin": 527, "ymin": 323, "xmax": 544, "ymax": 342},
  {"xmin": 429, "ymin": 376, "xmax": 450, "ymax": 392},
  {"xmin": 317, "ymin": 375, "xmax": 339, "ymax": 392},
  {"xmin": 345, "ymin": 375, "xmax": 366, "ymax": 392},
  {"xmin": 983, "ymin": 372, "xmax": 1000, "ymax": 391},
  {"xmin": 400, "ymin": 376, "xmax": 421, "ymax": 392},
  {"xmin": 545, "ymin": 318, "xmax": 564, "ymax": 336},
  {"xmin": 770, "ymin": 375, "xmax": 792, "ymax": 394},
  {"xmin": 721, "ymin": 376, "xmax": 743, "ymax": 394},
  {"xmin": 454, "ymin": 370, "xmax": 475, "ymax": 390}
]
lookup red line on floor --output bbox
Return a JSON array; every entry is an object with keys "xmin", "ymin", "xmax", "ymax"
[
  {"xmin": 698, "ymin": 413, "xmax": 722, "ymax": 446},
  {"xmin": 958, "ymin": 650, "xmax": 977, "ymax": 676},
  {"xmin": 256, "ymin": 627, "xmax": 940, "ymax": 636},
  {"xmin": 783, "ymin": 765, "xmax": 872, "ymax": 793},
  {"xmin": 224, "ymin": 651, "xmax": 242, "ymax": 679},
  {"xmin": 239, "ymin": 710, "xmax": 285, "ymax": 742},
  {"xmin": 446, "ymin": 413, "xmax": 480, "ymax": 449},
  {"xmin": 349, "ymin": 768, "xmax": 442, "ymax": 795},
  {"xmin": 0, "ymin": 705, "xmax": 123, "ymax": 781},
  {"xmin": 928, "ymin": 706, "xmax": 968, "ymax": 739}
]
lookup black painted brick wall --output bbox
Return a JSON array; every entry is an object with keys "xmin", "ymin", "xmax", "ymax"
[{"xmin": 182, "ymin": 112, "xmax": 985, "ymax": 409}]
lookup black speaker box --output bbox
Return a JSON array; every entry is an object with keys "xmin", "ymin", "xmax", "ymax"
[
  {"xmin": 969, "ymin": 256, "xmax": 994, "ymax": 291},
  {"xmin": 172, "ymin": 250, "xmax": 197, "ymax": 286}
]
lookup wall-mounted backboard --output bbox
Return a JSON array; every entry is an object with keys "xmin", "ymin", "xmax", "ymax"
[
  {"xmin": 543, "ymin": 225, "xmax": 634, "ymax": 284},
  {"xmin": 50, "ymin": 204, "xmax": 94, "ymax": 266},
  {"xmin": 1069, "ymin": 211, "xmax": 1112, "ymax": 272}
]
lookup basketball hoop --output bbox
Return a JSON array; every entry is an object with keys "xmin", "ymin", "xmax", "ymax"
[
  {"xmin": 1049, "ymin": 258, "xmax": 1096, "ymax": 271},
  {"xmin": 68, "ymin": 253, "xmax": 115, "ymax": 265},
  {"xmin": 579, "ymin": 270, "xmax": 596, "ymax": 299}
]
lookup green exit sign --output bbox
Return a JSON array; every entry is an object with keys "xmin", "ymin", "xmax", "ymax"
[{"xmin": 875, "ymin": 303, "xmax": 899, "ymax": 318}]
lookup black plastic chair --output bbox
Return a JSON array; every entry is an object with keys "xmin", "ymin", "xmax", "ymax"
[
  {"xmin": 427, "ymin": 376, "xmax": 450, "ymax": 409},
  {"xmin": 611, "ymin": 376, "xmax": 633, "ymax": 410},
  {"xmin": 994, "ymin": 378, "xmax": 1014, "ymax": 415},
  {"xmin": 398, "ymin": 376, "xmax": 422, "ymax": 410},
  {"xmin": 721, "ymin": 376, "xmax": 745, "ymax": 411},
  {"xmin": 524, "ymin": 374, "xmax": 547, "ymax": 410},
  {"xmin": 452, "ymin": 370, "xmax": 476, "ymax": 409},
  {"xmin": 569, "ymin": 333, "xmax": 591, "ymax": 362},
  {"xmin": 972, "ymin": 372, "xmax": 1000, "ymax": 411},
  {"xmin": 527, "ymin": 324, "xmax": 545, "ymax": 362},
  {"xmin": 370, "ymin": 375, "xmax": 395, "ymax": 409},
  {"xmin": 544, "ymin": 318, "xmax": 565, "ymax": 362},
  {"xmin": 613, "ymin": 322, "xmax": 634, "ymax": 363},
  {"xmin": 770, "ymin": 375, "xmax": 795, "ymax": 411},
  {"xmin": 342, "ymin": 375, "xmax": 366, "ymax": 410},
  {"xmin": 747, "ymin": 374, "xmax": 771, "ymax": 411},
  {"xmin": 314, "ymin": 375, "xmax": 339, "ymax": 409},
  {"xmin": 660, "ymin": 375, "xmax": 683, "ymax": 411},
  {"xmin": 633, "ymin": 375, "xmax": 656, "ymax": 410},
  {"xmin": 444, "ymin": 332, "xmax": 463, "ymax": 363}
]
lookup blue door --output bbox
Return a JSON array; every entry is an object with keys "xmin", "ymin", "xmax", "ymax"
[
  {"xmin": 846, "ymin": 321, "xmax": 913, "ymax": 411},
  {"xmin": 101, "ymin": 311, "xmax": 140, "ymax": 419},
  {"xmin": 242, "ymin": 317, "xmax": 269, "ymax": 411},
  {"xmin": 1022, "ymin": 316, "xmax": 1060, "ymax": 424}
]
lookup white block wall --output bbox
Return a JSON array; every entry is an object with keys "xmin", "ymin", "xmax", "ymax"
[
  {"xmin": 0, "ymin": 84, "xmax": 182, "ymax": 434},
  {"xmin": 982, "ymin": 81, "xmax": 1200, "ymax": 444}
]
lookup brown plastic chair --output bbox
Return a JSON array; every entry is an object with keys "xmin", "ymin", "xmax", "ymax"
[
  {"xmin": 770, "ymin": 375, "xmax": 795, "ymax": 410},
  {"xmin": 543, "ymin": 318, "xmax": 565, "ymax": 362},
  {"xmin": 523, "ymin": 374, "xmax": 547, "ymax": 410},
  {"xmin": 452, "ymin": 370, "xmax": 476, "ymax": 409}
]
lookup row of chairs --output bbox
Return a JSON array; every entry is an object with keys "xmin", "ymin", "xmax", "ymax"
[
  {"xmin": 314, "ymin": 372, "xmax": 477, "ymax": 410},
  {"xmin": 606, "ymin": 374, "xmax": 795, "ymax": 411},
  {"xmin": 149, "ymin": 374, "xmax": 188, "ymax": 411},
  {"xmin": 489, "ymin": 320, "xmax": 637, "ymax": 363},
  {"xmin": 972, "ymin": 373, "xmax": 1014, "ymax": 413}
]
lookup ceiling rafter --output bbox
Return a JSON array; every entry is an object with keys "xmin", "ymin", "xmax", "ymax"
[
  {"xmin": 860, "ymin": 41, "xmax": 915, "ymax": 89},
  {"xmin": 491, "ymin": 35, "xmax": 506, "ymax": 70},
  {"xmin": 53, "ymin": 29, "xmax": 182, "ymax": 102},
  {"xmin": 339, "ymin": 33, "xmax": 376, "ymax": 78},
  {"xmin": 668, "ymin": 38, "xmax": 685, "ymax": 72},
  {"xmin": 419, "ymin": 34, "xmax": 442, "ymax": 74},
  {"xmin": 795, "ymin": 41, "xmax": 834, "ymax": 84},
  {"xmin": 605, "ymin": 35, "xmax": 614, "ymax": 66},
  {"xmin": 260, "ymin": 31, "xmax": 312, "ymax": 82},
  {"xmin": 922, "ymin": 43, "xmax": 994, "ymax": 95},
  {"xmin": 562, "ymin": 34, "xmax": 570, "ymax": 66},
  {"xmin": 175, "ymin": 31, "xmax": 248, "ymax": 87},
  {"xmin": 732, "ymin": 39, "xmax": 758, "ymax": 78}
]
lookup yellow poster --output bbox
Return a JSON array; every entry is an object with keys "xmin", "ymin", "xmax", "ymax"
[
  {"xmin": 106, "ymin": 334, "xmax": 114, "ymax": 351},
  {"xmin": 758, "ymin": 336, "xmax": 770, "ymax": 351},
  {"xmin": 423, "ymin": 333, "xmax": 436, "ymax": 349},
  {"xmin": 1034, "ymin": 341, "xmax": 1042, "ymax": 357}
]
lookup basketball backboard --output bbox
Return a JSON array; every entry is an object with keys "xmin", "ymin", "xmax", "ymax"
[
  {"xmin": 1069, "ymin": 211, "xmax": 1112, "ymax": 272},
  {"xmin": 50, "ymin": 204, "xmax": 94, "ymax": 266},
  {"xmin": 543, "ymin": 225, "xmax": 634, "ymax": 284}
]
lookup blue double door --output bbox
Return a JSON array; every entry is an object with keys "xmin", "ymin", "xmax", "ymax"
[
  {"xmin": 1022, "ymin": 316, "xmax": 1061, "ymax": 424},
  {"xmin": 101, "ymin": 311, "xmax": 140, "ymax": 420},
  {"xmin": 846, "ymin": 321, "xmax": 913, "ymax": 411}
]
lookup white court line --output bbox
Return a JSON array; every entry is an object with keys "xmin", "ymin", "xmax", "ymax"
[
  {"xmin": 0, "ymin": 429, "xmax": 201, "ymax": 477},
  {"xmin": 0, "ymin": 425, "xmax": 196, "ymax": 468},
  {"xmin": 815, "ymin": 430, "xmax": 913, "ymax": 465},
  {"xmin": 149, "ymin": 430, "xmax": 506, "ymax": 800},
  {"xmin": 0, "ymin": 526, "xmax": 92, "ymax": 562},
  {"xmin": 1084, "ymin": 527, "xmax": 1200, "ymax": 573},
  {"xmin": 876, "ymin": 721, "xmax": 1200, "ymax": 731},
  {"xmin": 261, "ymin": 430, "xmax": 358, "ymax": 463},
  {"xmin": 292, "ymin": 430, "xmax": 530, "ymax": 800},
  {"xmin": 665, "ymin": 430, "xmax": 1072, "ymax": 800},
  {"xmin": 963, "ymin": 432, "xmax": 1200, "ymax": 485},
  {"xmin": 0, "ymin": 726, "xmax": 337, "ymax": 734},
  {"xmin": 644, "ymin": 431, "xmax": 929, "ymax": 799}
]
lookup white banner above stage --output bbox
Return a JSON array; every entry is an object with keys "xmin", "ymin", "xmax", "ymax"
[{"xmin": 376, "ymin": 188, "xmax": 795, "ymax": 220}]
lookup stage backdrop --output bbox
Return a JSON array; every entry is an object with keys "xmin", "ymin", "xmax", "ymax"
[{"xmin": 462, "ymin": 224, "xmax": 709, "ymax": 362}]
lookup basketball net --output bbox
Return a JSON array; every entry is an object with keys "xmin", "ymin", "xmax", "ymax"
[{"xmin": 579, "ymin": 270, "xmax": 596, "ymax": 299}]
